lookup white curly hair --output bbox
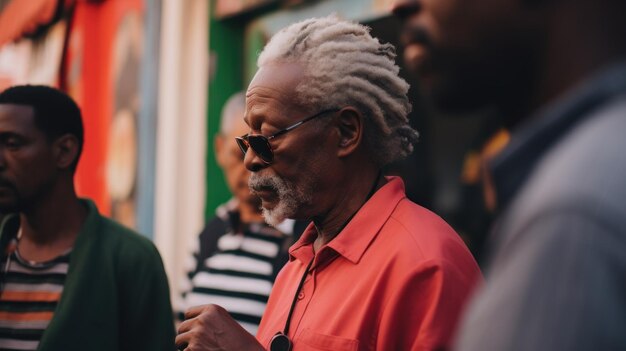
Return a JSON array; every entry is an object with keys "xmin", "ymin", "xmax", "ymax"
[{"xmin": 257, "ymin": 15, "xmax": 419, "ymax": 166}]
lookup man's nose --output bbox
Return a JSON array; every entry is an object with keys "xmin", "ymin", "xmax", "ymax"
[
  {"xmin": 243, "ymin": 147, "xmax": 268, "ymax": 173},
  {"xmin": 391, "ymin": 0, "xmax": 421, "ymax": 20}
]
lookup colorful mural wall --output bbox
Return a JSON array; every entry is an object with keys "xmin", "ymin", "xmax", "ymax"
[{"xmin": 0, "ymin": 0, "xmax": 155, "ymax": 234}]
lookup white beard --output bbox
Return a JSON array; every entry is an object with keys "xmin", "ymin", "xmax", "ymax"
[{"xmin": 248, "ymin": 172, "xmax": 314, "ymax": 226}]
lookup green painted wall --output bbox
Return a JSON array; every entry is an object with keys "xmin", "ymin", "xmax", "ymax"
[{"xmin": 205, "ymin": 1, "xmax": 245, "ymax": 218}]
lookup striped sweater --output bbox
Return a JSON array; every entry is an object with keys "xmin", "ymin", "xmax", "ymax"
[{"xmin": 0, "ymin": 250, "xmax": 70, "ymax": 351}]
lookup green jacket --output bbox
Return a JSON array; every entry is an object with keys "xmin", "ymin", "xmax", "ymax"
[{"xmin": 0, "ymin": 199, "xmax": 176, "ymax": 351}]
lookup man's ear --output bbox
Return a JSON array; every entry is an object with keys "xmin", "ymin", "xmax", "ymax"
[
  {"xmin": 54, "ymin": 134, "xmax": 80, "ymax": 170},
  {"xmin": 335, "ymin": 107, "xmax": 363, "ymax": 158},
  {"xmin": 214, "ymin": 134, "xmax": 225, "ymax": 167}
]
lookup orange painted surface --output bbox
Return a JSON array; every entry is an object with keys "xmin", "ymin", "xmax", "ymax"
[
  {"xmin": 0, "ymin": 0, "xmax": 59, "ymax": 46},
  {"xmin": 69, "ymin": 0, "xmax": 144, "ymax": 215}
]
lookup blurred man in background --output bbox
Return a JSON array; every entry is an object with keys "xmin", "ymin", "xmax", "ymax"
[
  {"xmin": 0, "ymin": 85, "xmax": 174, "ymax": 351},
  {"xmin": 394, "ymin": 0, "xmax": 626, "ymax": 349},
  {"xmin": 179, "ymin": 92, "xmax": 306, "ymax": 335}
]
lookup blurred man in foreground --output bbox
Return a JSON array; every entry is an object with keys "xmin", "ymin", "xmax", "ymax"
[
  {"xmin": 176, "ymin": 15, "xmax": 481, "ymax": 351},
  {"xmin": 394, "ymin": 0, "xmax": 626, "ymax": 349},
  {"xmin": 0, "ymin": 85, "xmax": 174, "ymax": 351}
]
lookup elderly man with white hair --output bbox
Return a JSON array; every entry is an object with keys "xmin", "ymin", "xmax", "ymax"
[{"xmin": 176, "ymin": 15, "xmax": 481, "ymax": 351}]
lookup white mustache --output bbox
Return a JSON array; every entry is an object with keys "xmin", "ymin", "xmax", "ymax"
[{"xmin": 248, "ymin": 174, "xmax": 280, "ymax": 194}]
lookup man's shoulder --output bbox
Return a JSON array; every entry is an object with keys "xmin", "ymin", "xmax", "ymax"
[
  {"xmin": 509, "ymin": 96, "xmax": 626, "ymax": 225},
  {"xmin": 390, "ymin": 199, "xmax": 457, "ymax": 239},
  {"xmin": 198, "ymin": 215, "xmax": 230, "ymax": 240},
  {"xmin": 382, "ymin": 199, "xmax": 474, "ymax": 264},
  {"xmin": 541, "ymin": 94, "xmax": 626, "ymax": 188},
  {"xmin": 496, "ymin": 95, "xmax": 626, "ymax": 256},
  {"xmin": 87, "ymin": 211, "xmax": 160, "ymax": 259}
]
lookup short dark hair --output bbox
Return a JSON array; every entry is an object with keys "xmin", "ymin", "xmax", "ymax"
[{"xmin": 0, "ymin": 85, "xmax": 84, "ymax": 171}]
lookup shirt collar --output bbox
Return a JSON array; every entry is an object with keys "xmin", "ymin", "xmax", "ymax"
[
  {"xmin": 288, "ymin": 176, "xmax": 406, "ymax": 268},
  {"xmin": 489, "ymin": 61, "xmax": 626, "ymax": 212}
]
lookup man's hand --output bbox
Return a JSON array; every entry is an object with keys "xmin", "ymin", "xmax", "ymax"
[{"xmin": 176, "ymin": 304, "xmax": 265, "ymax": 351}]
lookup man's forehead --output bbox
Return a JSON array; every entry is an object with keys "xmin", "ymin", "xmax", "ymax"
[
  {"xmin": 0, "ymin": 104, "xmax": 38, "ymax": 132},
  {"xmin": 244, "ymin": 90, "xmax": 300, "ymax": 126},
  {"xmin": 247, "ymin": 62, "xmax": 305, "ymax": 96},
  {"xmin": 0, "ymin": 103, "xmax": 35, "ymax": 116},
  {"xmin": 246, "ymin": 64, "xmax": 307, "ymax": 115}
]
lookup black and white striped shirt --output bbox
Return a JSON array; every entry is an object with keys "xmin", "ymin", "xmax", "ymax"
[{"xmin": 180, "ymin": 200, "xmax": 304, "ymax": 335}]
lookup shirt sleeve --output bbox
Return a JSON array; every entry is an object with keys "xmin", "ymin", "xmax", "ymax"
[
  {"xmin": 455, "ymin": 210, "xmax": 626, "ymax": 351},
  {"xmin": 377, "ymin": 258, "xmax": 480, "ymax": 351}
]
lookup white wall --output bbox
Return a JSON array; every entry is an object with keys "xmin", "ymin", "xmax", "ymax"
[{"xmin": 155, "ymin": 0, "xmax": 209, "ymax": 309}]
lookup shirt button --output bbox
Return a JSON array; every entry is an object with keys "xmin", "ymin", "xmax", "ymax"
[{"xmin": 298, "ymin": 291, "xmax": 305, "ymax": 300}]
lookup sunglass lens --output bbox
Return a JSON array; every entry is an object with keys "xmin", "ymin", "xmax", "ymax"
[
  {"xmin": 235, "ymin": 137, "xmax": 249, "ymax": 156},
  {"xmin": 247, "ymin": 135, "xmax": 273, "ymax": 163}
]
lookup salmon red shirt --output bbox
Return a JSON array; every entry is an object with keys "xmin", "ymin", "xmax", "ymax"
[{"xmin": 256, "ymin": 177, "xmax": 482, "ymax": 351}]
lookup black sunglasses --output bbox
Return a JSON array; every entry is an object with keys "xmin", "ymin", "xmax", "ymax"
[{"xmin": 235, "ymin": 108, "xmax": 340, "ymax": 164}]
